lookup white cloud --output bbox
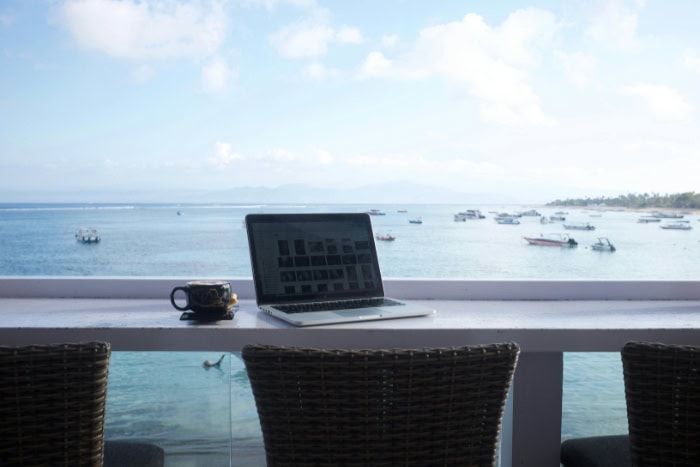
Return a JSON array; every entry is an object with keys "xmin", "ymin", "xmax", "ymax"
[
  {"xmin": 358, "ymin": 9, "xmax": 558, "ymax": 125},
  {"xmin": 241, "ymin": 0, "xmax": 315, "ymax": 11},
  {"xmin": 335, "ymin": 26, "xmax": 363, "ymax": 44},
  {"xmin": 210, "ymin": 142, "xmax": 242, "ymax": 168},
  {"xmin": 683, "ymin": 54, "xmax": 700, "ymax": 75},
  {"xmin": 269, "ymin": 148, "xmax": 297, "ymax": 161},
  {"xmin": 556, "ymin": 51, "xmax": 596, "ymax": 87},
  {"xmin": 302, "ymin": 63, "xmax": 341, "ymax": 80},
  {"xmin": 270, "ymin": 21, "xmax": 333, "ymax": 59},
  {"xmin": 620, "ymin": 84, "xmax": 692, "ymax": 119},
  {"xmin": 269, "ymin": 11, "xmax": 363, "ymax": 59},
  {"xmin": 131, "ymin": 65, "xmax": 154, "ymax": 84},
  {"xmin": 59, "ymin": 0, "xmax": 226, "ymax": 60},
  {"xmin": 359, "ymin": 51, "xmax": 392, "ymax": 78},
  {"xmin": 585, "ymin": 0, "xmax": 641, "ymax": 50},
  {"xmin": 381, "ymin": 34, "xmax": 399, "ymax": 48},
  {"xmin": 201, "ymin": 56, "xmax": 230, "ymax": 92},
  {"xmin": 311, "ymin": 146, "xmax": 332, "ymax": 164}
]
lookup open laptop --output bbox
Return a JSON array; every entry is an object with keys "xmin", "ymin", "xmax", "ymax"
[{"xmin": 245, "ymin": 213, "xmax": 435, "ymax": 326}]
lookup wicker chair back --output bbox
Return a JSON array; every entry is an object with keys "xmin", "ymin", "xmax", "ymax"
[
  {"xmin": 0, "ymin": 342, "xmax": 111, "ymax": 467},
  {"xmin": 623, "ymin": 341, "xmax": 700, "ymax": 467},
  {"xmin": 243, "ymin": 343, "xmax": 519, "ymax": 467}
]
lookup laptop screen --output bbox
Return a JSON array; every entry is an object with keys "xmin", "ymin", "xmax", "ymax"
[{"xmin": 245, "ymin": 213, "xmax": 385, "ymax": 305}]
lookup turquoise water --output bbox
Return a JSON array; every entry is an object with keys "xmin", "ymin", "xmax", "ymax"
[{"xmin": 1, "ymin": 203, "xmax": 697, "ymax": 465}]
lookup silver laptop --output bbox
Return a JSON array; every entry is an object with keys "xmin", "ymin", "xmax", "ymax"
[{"xmin": 245, "ymin": 213, "xmax": 435, "ymax": 326}]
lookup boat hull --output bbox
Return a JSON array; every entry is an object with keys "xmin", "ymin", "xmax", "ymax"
[{"xmin": 524, "ymin": 237, "xmax": 578, "ymax": 247}]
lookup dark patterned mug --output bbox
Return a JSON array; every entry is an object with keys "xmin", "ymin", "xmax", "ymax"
[{"xmin": 170, "ymin": 281, "xmax": 236, "ymax": 316}]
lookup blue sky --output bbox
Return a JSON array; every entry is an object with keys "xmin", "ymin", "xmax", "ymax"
[{"xmin": 1, "ymin": 0, "xmax": 699, "ymax": 203}]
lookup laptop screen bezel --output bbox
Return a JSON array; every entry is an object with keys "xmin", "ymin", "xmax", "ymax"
[{"xmin": 245, "ymin": 212, "xmax": 386, "ymax": 305}]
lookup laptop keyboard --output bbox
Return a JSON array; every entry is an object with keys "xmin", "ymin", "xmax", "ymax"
[{"xmin": 275, "ymin": 298, "xmax": 403, "ymax": 314}]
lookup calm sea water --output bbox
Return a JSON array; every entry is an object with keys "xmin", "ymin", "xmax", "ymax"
[{"xmin": 1, "ymin": 203, "xmax": 697, "ymax": 465}]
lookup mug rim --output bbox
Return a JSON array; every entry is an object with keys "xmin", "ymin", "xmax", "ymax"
[{"xmin": 186, "ymin": 280, "xmax": 230, "ymax": 287}]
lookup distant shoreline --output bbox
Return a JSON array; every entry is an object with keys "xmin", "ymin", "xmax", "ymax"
[{"xmin": 547, "ymin": 205, "xmax": 700, "ymax": 215}]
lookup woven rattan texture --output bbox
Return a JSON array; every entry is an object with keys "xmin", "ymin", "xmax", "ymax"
[
  {"xmin": 243, "ymin": 343, "xmax": 519, "ymax": 467},
  {"xmin": 622, "ymin": 341, "xmax": 700, "ymax": 467},
  {"xmin": 0, "ymin": 342, "xmax": 111, "ymax": 467}
]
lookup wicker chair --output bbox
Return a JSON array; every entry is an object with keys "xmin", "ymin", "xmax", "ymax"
[
  {"xmin": 242, "ymin": 342, "xmax": 520, "ymax": 467},
  {"xmin": 0, "ymin": 342, "xmax": 111, "ymax": 466},
  {"xmin": 561, "ymin": 341, "xmax": 700, "ymax": 467},
  {"xmin": 0, "ymin": 342, "xmax": 164, "ymax": 467}
]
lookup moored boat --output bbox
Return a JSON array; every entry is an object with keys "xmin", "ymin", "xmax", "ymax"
[
  {"xmin": 454, "ymin": 209, "xmax": 485, "ymax": 221},
  {"xmin": 495, "ymin": 216, "xmax": 520, "ymax": 225},
  {"xmin": 564, "ymin": 222, "xmax": 595, "ymax": 231},
  {"xmin": 651, "ymin": 211, "xmax": 684, "ymax": 219},
  {"xmin": 376, "ymin": 233, "xmax": 395, "ymax": 241},
  {"xmin": 408, "ymin": 217, "xmax": 422, "ymax": 224},
  {"xmin": 76, "ymin": 228, "xmax": 100, "ymax": 243},
  {"xmin": 637, "ymin": 217, "xmax": 660, "ymax": 223},
  {"xmin": 523, "ymin": 234, "xmax": 578, "ymax": 247},
  {"xmin": 660, "ymin": 221, "xmax": 692, "ymax": 230},
  {"xmin": 519, "ymin": 209, "xmax": 541, "ymax": 217},
  {"xmin": 367, "ymin": 209, "xmax": 386, "ymax": 216},
  {"xmin": 591, "ymin": 237, "xmax": 616, "ymax": 252}
]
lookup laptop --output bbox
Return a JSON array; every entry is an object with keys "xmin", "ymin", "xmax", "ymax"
[{"xmin": 245, "ymin": 213, "xmax": 436, "ymax": 326}]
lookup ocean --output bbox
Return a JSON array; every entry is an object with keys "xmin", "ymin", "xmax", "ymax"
[{"xmin": 1, "ymin": 203, "xmax": 697, "ymax": 465}]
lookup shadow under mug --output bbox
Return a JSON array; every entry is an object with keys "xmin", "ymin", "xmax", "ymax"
[{"xmin": 170, "ymin": 281, "xmax": 235, "ymax": 316}]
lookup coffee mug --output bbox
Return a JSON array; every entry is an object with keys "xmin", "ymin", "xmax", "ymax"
[{"xmin": 170, "ymin": 281, "xmax": 236, "ymax": 316}]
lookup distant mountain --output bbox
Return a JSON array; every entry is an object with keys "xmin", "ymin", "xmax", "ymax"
[
  {"xmin": 0, "ymin": 181, "xmax": 531, "ymax": 205},
  {"xmin": 192, "ymin": 182, "xmax": 521, "ymax": 205}
]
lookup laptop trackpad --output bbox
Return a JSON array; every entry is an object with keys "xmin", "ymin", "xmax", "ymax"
[{"xmin": 334, "ymin": 309, "xmax": 381, "ymax": 318}]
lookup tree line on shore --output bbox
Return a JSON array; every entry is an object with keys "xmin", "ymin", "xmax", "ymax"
[{"xmin": 547, "ymin": 192, "xmax": 700, "ymax": 209}]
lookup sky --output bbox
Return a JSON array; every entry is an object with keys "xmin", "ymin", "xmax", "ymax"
[{"xmin": 1, "ymin": 0, "xmax": 700, "ymax": 203}]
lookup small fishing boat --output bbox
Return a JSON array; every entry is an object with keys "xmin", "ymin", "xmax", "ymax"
[
  {"xmin": 519, "ymin": 209, "xmax": 541, "ymax": 217},
  {"xmin": 591, "ymin": 237, "xmax": 616, "ymax": 252},
  {"xmin": 366, "ymin": 209, "xmax": 386, "ymax": 216},
  {"xmin": 376, "ymin": 233, "xmax": 395, "ymax": 241},
  {"xmin": 454, "ymin": 209, "xmax": 485, "ymax": 221},
  {"xmin": 523, "ymin": 234, "xmax": 578, "ymax": 247},
  {"xmin": 637, "ymin": 217, "xmax": 660, "ymax": 223},
  {"xmin": 549, "ymin": 215, "xmax": 566, "ymax": 222},
  {"xmin": 495, "ymin": 216, "xmax": 520, "ymax": 225},
  {"xmin": 76, "ymin": 228, "xmax": 100, "ymax": 243},
  {"xmin": 408, "ymin": 217, "xmax": 423, "ymax": 224},
  {"xmin": 564, "ymin": 222, "xmax": 595, "ymax": 231},
  {"xmin": 651, "ymin": 211, "xmax": 684, "ymax": 219},
  {"xmin": 660, "ymin": 221, "xmax": 692, "ymax": 230}
]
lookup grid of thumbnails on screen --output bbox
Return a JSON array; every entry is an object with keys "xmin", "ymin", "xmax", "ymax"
[{"xmin": 271, "ymin": 235, "xmax": 380, "ymax": 297}]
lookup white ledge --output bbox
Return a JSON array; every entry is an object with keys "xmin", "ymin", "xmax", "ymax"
[{"xmin": 2, "ymin": 277, "xmax": 700, "ymax": 300}]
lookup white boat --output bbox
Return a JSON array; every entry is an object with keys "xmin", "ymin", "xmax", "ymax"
[
  {"xmin": 366, "ymin": 209, "xmax": 386, "ymax": 216},
  {"xmin": 591, "ymin": 237, "xmax": 616, "ymax": 252},
  {"xmin": 519, "ymin": 209, "xmax": 541, "ymax": 217},
  {"xmin": 660, "ymin": 221, "xmax": 692, "ymax": 230},
  {"xmin": 651, "ymin": 211, "xmax": 684, "ymax": 219},
  {"xmin": 637, "ymin": 217, "xmax": 660, "ymax": 223},
  {"xmin": 495, "ymin": 216, "xmax": 520, "ymax": 225},
  {"xmin": 549, "ymin": 215, "xmax": 566, "ymax": 222},
  {"xmin": 564, "ymin": 223, "xmax": 595, "ymax": 231},
  {"xmin": 408, "ymin": 217, "xmax": 423, "ymax": 224},
  {"xmin": 376, "ymin": 233, "xmax": 395, "ymax": 241},
  {"xmin": 523, "ymin": 233, "xmax": 578, "ymax": 248},
  {"xmin": 76, "ymin": 228, "xmax": 100, "ymax": 243},
  {"xmin": 454, "ymin": 209, "xmax": 485, "ymax": 221},
  {"xmin": 540, "ymin": 216, "xmax": 554, "ymax": 224}
]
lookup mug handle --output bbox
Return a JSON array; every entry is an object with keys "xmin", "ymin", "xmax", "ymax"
[{"xmin": 170, "ymin": 286, "xmax": 190, "ymax": 311}]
